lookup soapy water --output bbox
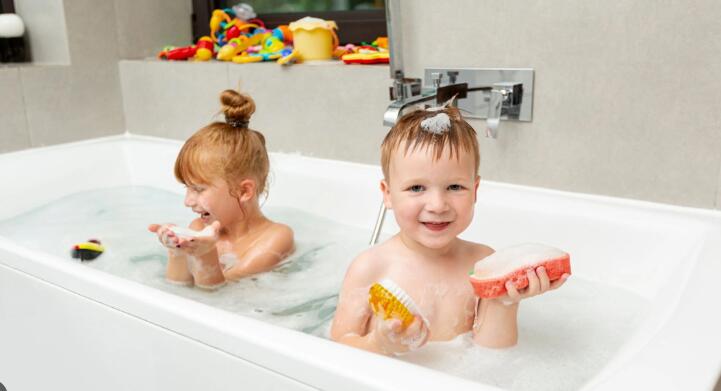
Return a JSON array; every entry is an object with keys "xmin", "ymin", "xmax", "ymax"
[
  {"xmin": 0, "ymin": 186, "xmax": 650, "ymax": 391},
  {"xmin": 0, "ymin": 186, "xmax": 361, "ymax": 336}
]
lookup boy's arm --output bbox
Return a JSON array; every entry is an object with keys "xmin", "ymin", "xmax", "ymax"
[
  {"xmin": 472, "ymin": 299, "xmax": 519, "ymax": 348},
  {"xmin": 330, "ymin": 253, "xmax": 385, "ymax": 353},
  {"xmin": 472, "ymin": 266, "xmax": 569, "ymax": 348}
]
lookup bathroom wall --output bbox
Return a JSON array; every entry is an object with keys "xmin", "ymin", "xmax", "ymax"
[
  {"xmin": 397, "ymin": 0, "xmax": 721, "ymax": 209},
  {"xmin": 120, "ymin": 0, "xmax": 721, "ymax": 210},
  {"xmin": 3, "ymin": 0, "xmax": 720, "ymax": 210},
  {"xmin": 0, "ymin": 0, "xmax": 190, "ymax": 153}
]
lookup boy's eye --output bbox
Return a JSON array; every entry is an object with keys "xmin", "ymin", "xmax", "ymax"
[
  {"xmin": 408, "ymin": 185, "xmax": 425, "ymax": 193},
  {"xmin": 448, "ymin": 184, "xmax": 464, "ymax": 191}
]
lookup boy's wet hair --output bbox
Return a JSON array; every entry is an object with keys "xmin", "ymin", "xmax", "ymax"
[
  {"xmin": 175, "ymin": 89, "xmax": 269, "ymax": 197},
  {"xmin": 380, "ymin": 106, "xmax": 480, "ymax": 181}
]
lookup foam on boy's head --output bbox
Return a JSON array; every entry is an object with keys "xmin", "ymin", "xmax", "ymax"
[
  {"xmin": 380, "ymin": 106, "xmax": 480, "ymax": 181},
  {"xmin": 174, "ymin": 89, "xmax": 269, "ymax": 196}
]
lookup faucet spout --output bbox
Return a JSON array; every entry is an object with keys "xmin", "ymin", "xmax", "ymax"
[
  {"xmin": 383, "ymin": 91, "xmax": 437, "ymax": 127},
  {"xmin": 486, "ymin": 88, "xmax": 505, "ymax": 138}
]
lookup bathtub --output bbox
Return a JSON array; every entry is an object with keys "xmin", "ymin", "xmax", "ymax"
[{"xmin": 0, "ymin": 134, "xmax": 720, "ymax": 391}]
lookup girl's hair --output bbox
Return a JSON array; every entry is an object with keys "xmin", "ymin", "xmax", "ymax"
[
  {"xmin": 380, "ymin": 106, "xmax": 480, "ymax": 181},
  {"xmin": 174, "ymin": 90, "xmax": 269, "ymax": 198}
]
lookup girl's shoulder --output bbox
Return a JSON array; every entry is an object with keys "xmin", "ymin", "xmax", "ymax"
[{"xmin": 260, "ymin": 221, "xmax": 295, "ymax": 253}]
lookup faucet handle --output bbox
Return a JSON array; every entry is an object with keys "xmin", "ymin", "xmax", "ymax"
[{"xmin": 431, "ymin": 72, "xmax": 443, "ymax": 89}]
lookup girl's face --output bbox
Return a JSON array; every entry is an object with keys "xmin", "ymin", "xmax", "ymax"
[
  {"xmin": 382, "ymin": 143, "xmax": 479, "ymax": 252},
  {"xmin": 183, "ymin": 178, "xmax": 242, "ymax": 226}
]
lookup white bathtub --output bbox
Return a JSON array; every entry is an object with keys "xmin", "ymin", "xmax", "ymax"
[{"xmin": 0, "ymin": 135, "xmax": 720, "ymax": 391}]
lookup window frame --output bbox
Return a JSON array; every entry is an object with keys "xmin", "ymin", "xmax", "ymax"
[
  {"xmin": 191, "ymin": 1, "xmax": 386, "ymax": 44},
  {"xmin": 0, "ymin": 0, "xmax": 15, "ymax": 13}
]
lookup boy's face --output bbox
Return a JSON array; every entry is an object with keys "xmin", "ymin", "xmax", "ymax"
[{"xmin": 381, "ymin": 142, "xmax": 479, "ymax": 251}]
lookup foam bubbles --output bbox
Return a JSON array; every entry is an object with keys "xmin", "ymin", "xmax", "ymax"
[{"xmin": 0, "ymin": 186, "xmax": 650, "ymax": 390}]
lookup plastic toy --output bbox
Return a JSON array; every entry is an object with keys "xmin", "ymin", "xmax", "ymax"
[
  {"xmin": 158, "ymin": 45, "xmax": 196, "ymax": 61},
  {"xmin": 335, "ymin": 37, "xmax": 389, "ymax": 65},
  {"xmin": 287, "ymin": 16, "xmax": 338, "ymax": 62},
  {"xmin": 230, "ymin": 27, "xmax": 294, "ymax": 64},
  {"xmin": 158, "ymin": 36, "xmax": 214, "ymax": 61},
  {"xmin": 71, "ymin": 239, "xmax": 104, "ymax": 261},
  {"xmin": 194, "ymin": 36, "xmax": 214, "ymax": 61},
  {"xmin": 368, "ymin": 279, "xmax": 421, "ymax": 328},
  {"xmin": 469, "ymin": 243, "xmax": 571, "ymax": 298},
  {"xmin": 341, "ymin": 51, "xmax": 389, "ymax": 64}
]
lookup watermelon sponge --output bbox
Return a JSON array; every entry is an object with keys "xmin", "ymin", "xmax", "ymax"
[{"xmin": 469, "ymin": 243, "xmax": 571, "ymax": 299}]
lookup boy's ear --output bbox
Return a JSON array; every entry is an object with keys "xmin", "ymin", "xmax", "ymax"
[
  {"xmin": 380, "ymin": 179, "xmax": 392, "ymax": 209},
  {"xmin": 474, "ymin": 175, "xmax": 480, "ymax": 203},
  {"xmin": 236, "ymin": 179, "xmax": 256, "ymax": 202}
]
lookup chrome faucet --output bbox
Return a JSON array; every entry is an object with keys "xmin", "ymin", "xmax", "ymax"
[{"xmin": 486, "ymin": 82, "xmax": 524, "ymax": 138}]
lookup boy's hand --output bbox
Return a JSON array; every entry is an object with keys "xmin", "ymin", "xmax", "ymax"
[
  {"xmin": 495, "ymin": 266, "xmax": 569, "ymax": 305},
  {"xmin": 372, "ymin": 310, "xmax": 430, "ymax": 355}
]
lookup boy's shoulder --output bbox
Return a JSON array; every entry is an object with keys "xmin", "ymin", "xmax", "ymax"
[
  {"xmin": 458, "ymin": 239, "xmax": 495, "ymax": 266},
  {"xmin": 343, "ymin": 240, "xmax": 395, "ymax": 285}
]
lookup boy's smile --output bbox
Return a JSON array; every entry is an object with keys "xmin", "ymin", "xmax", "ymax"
[{"xmin": 382, "ymin": 142, "xmax": 479, "ymax": 253}]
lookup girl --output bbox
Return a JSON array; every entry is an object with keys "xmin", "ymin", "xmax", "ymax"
[{"xmin": 149, "ymin": 90, "xmax": 294, "ymax": 289}]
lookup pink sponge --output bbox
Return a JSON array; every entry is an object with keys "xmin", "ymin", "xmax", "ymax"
[{"xmin": 469, "ymin": 243, "xmax": 571, "ymax": 299}]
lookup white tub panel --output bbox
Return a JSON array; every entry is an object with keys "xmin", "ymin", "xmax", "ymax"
[{"xmin": 0, "ymin": 263, "xmax": 316, "ymax": 391}]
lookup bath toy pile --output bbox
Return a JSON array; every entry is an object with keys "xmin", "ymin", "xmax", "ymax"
[
  {"xmin": 70, "ymin": 239, "xmax": 104, "ymax": 261},
  {"xmin": 157, "ymin": 3, "xmax": 388, "ymax": 65},
  {"xmin": 469, "ymin": 243, "xmax": 572, "ymax": 298},
  {"xmin": 368, "ymin": 278, "xmax": 421, "ymax": 328}
]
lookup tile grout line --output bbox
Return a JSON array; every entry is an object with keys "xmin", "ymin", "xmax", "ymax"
[{"xmin": 17, "ymin": 68, "xmax": 33, "ymax": 147}]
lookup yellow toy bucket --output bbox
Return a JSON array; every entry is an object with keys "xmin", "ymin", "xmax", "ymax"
[{"xmin": 289, "ymin": 16, "xmax": 338, "ymax": 61}]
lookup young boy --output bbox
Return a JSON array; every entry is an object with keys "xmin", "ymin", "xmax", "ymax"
[{"xmin": 330, "ymin": 107, "xmax": 569, "ymax": 355}]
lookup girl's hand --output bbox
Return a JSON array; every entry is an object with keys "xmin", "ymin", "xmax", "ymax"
[
  {"xmin": 495, "ymin": 266, "xmax": 570, "ymax": 305},
  {"xmin": 176, "ymin": 221, "xmax": 221, "ymax": 256},
  {"xmin": 372, "ymin": 309, "xmax": 430, "ymax": 355},
  {"xmin": 148, "ymin": 223, "xmax": 180, "ymax": 250}
]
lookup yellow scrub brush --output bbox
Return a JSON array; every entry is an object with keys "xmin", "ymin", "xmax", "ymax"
[{"xmin": 368, "ymin": 279, "xmax": 421, "ymax": 328}]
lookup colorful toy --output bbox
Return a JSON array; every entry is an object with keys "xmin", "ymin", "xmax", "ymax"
[
  {"xmin": 335, "ymin": 37, "xmax": 389, "ymax": 65},
  {"xmin": 469, "ymin": 243, "xmax": 571, "ymax": 299},
  {"xmin": 368, "ymin": 279, "xmax": 421, "ymax": 329},
  {"xmin": 341, "ymin": 51, "xmax": 389, "ymax": 65},
  {"xmin": 158, "ymin": 36, "xmax": 214, "ymax": 61},
  {"xmin": 287, "ymin": 16, "xmax": 338, "ymax": 62},
  {"xmin": 71, "ymin": 239, "xmax": 104, "ymax": 261},
  {"xmin": 194, "ymin": 36, "xmax": 214, "ymax": 61}
]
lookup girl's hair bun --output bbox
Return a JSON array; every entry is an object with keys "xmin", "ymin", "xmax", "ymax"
[{"xmin": 220, "ymin": 89, "xmax": 255, "ymax": 128}]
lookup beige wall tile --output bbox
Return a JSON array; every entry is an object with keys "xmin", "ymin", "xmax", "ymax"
[
  {"xmin": 397, "ymin": 0, "xmax": 721, "ymax": 208},
  {"xmin": 20, "ymin": 64, "xmax": 125, "ymax": 146},
  {"xmin": 716, "ymin": 162, "xmax": 721, "ymax": 210},
  {"xmin": 113, "ymin": 0, "xmax": 192, "ymax": 60},
  {"xmin": 14, "ymin": 0, "xmax": 71, "ymax": 64},
  {"xmin": 120, "ymin": 60, "xmax": 229, "ymax": 139},
  {"xmin": 0, "ymin": 68, "xmax": 31, "ymax": 152},
  {"xmin": 227, "ymin": 62, "xmax": 390, "ymax": 164},
  {"xmin": 63, "ymin": 0, "xmax": 121, "ymax": 68}
]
